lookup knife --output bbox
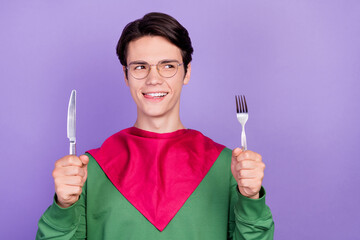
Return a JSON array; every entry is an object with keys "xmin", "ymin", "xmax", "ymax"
[{"xmin": 67, "ymin": 90, "xmax": 76, "ymax": 155}]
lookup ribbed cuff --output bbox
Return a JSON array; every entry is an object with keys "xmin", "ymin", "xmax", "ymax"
[
  {"xmin": 42, "ymin": 194, "xmax": 82, "ymax": 230},
  {"xmin": 234, "ymin": 186, "xmax": 270, "ymax": 222}
]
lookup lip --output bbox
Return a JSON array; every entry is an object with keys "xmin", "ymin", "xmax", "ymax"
[{"xmin": 142, "ymin": 91, "xmax": 169, "ymax": 102}]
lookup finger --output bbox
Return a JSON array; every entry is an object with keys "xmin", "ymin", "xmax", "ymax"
[
  {"xmin": 55, "ymin": 176, "xmax": 84, "ymax": 187},
  {"xmin": 235, "ymin": 160, "xmax": 256, "ymax": 171},
  {"xmin": 52, "ymin": 166, "xmax": 85, "ymax": 179},
  {"xmin": 237, "ymin": 178, "xmax": 253, "ymax": 188},
  {"xmin": 238, "ymin": 186, "xmax": 260, "ymax": 199},
  {"xmin": 237, "ymin": 150, "xmax": 262, "ymax": 162},
  {"xmin": 237, "ymin": 178, "xmax": 262, "ymax": 189},
  {"xmin": 79, "ymin": 155, "xmax": 89, "ymax": 166},
  {"xmin": 82, "ymin": 168, "xmax": 88, "ymax": 185},
  {"xmin": 232, "ymin": 147, "xmax": 243, "ymax": 160},
  {"xmin": 65, "ymin": 166, "xmax": 86, "ymax": 177},
  {"xmin": 80, "ymin": 155, "xmax": 89, "ymax": 184},
  {"xmin": 56, "ymin": 155, "xmax": 83, "ymax": 168},
  {"xmin": 237, "ymin": 169, "xmax": 258, "ymax": 179},
  {"xmin": 56, "ymin": 186, "xmax": 83, "ymax": 202},
  {"xmin": 57, "ymin": 185, "xmax": 83, "ymax": 197},
  {"xmin": 238, "ymin": 169, "xmax": 265, "ymax": 181}
]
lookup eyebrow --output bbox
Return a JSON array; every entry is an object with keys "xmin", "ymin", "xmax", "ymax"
[
  {"xmin": 128, "ymin": 60, "xmax": 148, "ymax": 65},
  {"xmin": 159, "ymin": 59, "xmax": 179, "ymax": 64},
  {"xmin": 128, "ymin": 59, "xmax": 180, "ymax": 65}
]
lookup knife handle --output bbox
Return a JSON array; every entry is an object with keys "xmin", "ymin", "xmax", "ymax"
[{"xmin": 70, "ymin": 142, "xmax": 76, "ymax": 155}]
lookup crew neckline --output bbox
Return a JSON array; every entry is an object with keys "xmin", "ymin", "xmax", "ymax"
[{"xmin": 125, "ymin": 127, "xmax": 190, "ymax": 139}]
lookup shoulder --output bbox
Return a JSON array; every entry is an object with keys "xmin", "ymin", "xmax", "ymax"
[
  {"xmin": 85, "ymin": 128, "xmax": 130, "ymax": 156},
  {"xmin": 214, "ymin": 147, "xmax": 232, "ymax": 167},
  {"xmin": 85, "ymin": 152, "xmax": 99, "ymax": 170},
  {"xmin": 219, "ymin": 147, "xmax": 232, "ymax": 159},
  {"xmin": 187, "ymin": 129, "xmax": 226, "ymax": 150},
  {"xmin": 188, "ymin": 129, "xmax": 232, "ymax": 163}
]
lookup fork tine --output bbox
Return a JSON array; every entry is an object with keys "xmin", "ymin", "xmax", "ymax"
[
  {"xmin": 243, "ymin": 95, "xmax": 248, "ymax": 113},
  {"xmin": 235, "ymin": 95, "xmax": 239, "ymax": 113},
  {"xmin": 236, "ymin": 95, "xmax": 249, "ymax": 113},
  {"xmin": 240, "ymin": 95, "xmax": 245, "ymax": 113},
  {"xmin": 238, "ymin": 95, "xmax": 243, "ymax": 113}
]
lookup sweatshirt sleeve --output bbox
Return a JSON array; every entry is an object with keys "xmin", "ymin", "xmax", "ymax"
[
  {"xmin": 35, "ymin": 182, "xmax": 87, "ymax": 240},
  {"xmin": 230, "ymin": 185, "xmax": 275, "ymax": 240}
]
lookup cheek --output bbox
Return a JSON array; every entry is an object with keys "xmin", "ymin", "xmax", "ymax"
[
  {"xmin": 168, "ymin": 77, "xmax": 184, "ymax": 92},
  {"xmin": 127, "ymin": 83, "xmax": 141, "ymax": 100},
  {"xmin": 128, "ymin": 81, "xmax": 139, "ymax": 92}
]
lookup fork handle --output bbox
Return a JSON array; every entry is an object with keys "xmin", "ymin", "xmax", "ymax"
[
  {"xmin": 69, "ymin": 142, "xmax": 76, "ymax": 155},
  {"xmin": 241, "ymin": 126, "xmax": 247, "ymax": 151}
]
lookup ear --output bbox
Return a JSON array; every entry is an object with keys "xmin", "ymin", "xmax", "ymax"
[
  {"xmin": 123, "ymin": 66, "xmax": 129, "ymax": 87},
  {"xmin": 183, "ymin": 63, "xmax": 191, "ymax": 85}
]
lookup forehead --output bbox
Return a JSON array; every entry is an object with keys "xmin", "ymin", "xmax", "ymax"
[{"xmin": 126, "ymin": 36, "xmax": 182, "ymax": 63}]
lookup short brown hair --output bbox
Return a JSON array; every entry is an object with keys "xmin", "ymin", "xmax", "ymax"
[{"xmin": 116, "ymin": 12, "xmax": 193, "ymax": 75}]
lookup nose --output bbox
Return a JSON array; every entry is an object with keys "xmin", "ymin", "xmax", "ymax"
[{"xmin": 145, "ymin": 65, "xmax": 164, "ymax": 85}]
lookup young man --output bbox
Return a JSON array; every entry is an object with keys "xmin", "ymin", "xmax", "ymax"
[{"xmin": 36, "ymin": 12, "xmax": 274, "ymax": 239}]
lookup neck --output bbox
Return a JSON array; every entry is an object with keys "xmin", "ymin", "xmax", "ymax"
[{"xmin": 134, "ymin": 110, "xmax": 185, "ymax": 134}]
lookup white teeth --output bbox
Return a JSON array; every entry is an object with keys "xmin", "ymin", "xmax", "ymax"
[{"xmin": 145, "ymin": 92, "xmax": 168, "ymax": 97}]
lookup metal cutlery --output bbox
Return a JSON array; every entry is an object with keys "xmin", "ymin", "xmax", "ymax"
[
  {"xmin": 235, "ymin": 95, "xmax": 248, "ymax": 151},
  {"xmin": 67, "ymin": 90, "xmax": 76, "ymax": 155}
]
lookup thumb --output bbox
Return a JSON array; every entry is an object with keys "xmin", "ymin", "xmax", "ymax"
[
  {"xmin": 232, "ymin": 147, "xmax": 243, "ymax": 160},
  {"xmin": 79, "ymin": 155, "xmax": 89, "ymax": 166},
  {"xmin": 231, "ymin": 148, "xmax": 243, "ymax": 173}
]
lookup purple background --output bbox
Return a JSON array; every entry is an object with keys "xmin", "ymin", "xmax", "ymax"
[{"xmin": 1, "ymin": 1, "xmax": 359, "ymax": 239}]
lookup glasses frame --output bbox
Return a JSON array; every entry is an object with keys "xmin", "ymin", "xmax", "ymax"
[{"xmin": 126, "ymin": 60, "xmax": 184, "ymax": 80}]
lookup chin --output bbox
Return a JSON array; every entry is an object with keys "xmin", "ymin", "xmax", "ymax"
[
  {"xmin": 139, "ymin": 105, "xmax": 176, "ymax": 118},
  {"xmin": 143, "ymin": 110, "xmax": 168, "ymax": 118}
]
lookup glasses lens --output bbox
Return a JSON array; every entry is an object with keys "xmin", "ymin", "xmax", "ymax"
[
  {"xmin": 158, "ymin": 61, "xmax": 179, "ymax": 78},
  {"xmin": 128, "ymin": 61, "xmax": 181, "ymax": 79},
  {"xmin": 129, "ymin": 63, "xmax": 149, "ymax": 79}
]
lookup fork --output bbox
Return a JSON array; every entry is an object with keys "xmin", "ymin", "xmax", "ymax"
[{"xmin": 235, "ymin": 95, "xmax": 249, "ymax": 151}]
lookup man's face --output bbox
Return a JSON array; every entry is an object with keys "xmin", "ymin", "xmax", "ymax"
[{"xmin": 124, "ymin": 36, "xmax": 191, "ymax": 119}]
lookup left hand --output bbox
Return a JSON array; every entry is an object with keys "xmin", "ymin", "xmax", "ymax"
[{"xmin": 231, "ymin": 148, "xmax": 265, "ymax": 199}]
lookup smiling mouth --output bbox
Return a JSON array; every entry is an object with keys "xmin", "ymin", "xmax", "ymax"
[{"xmin": 143, "ymin": 92, "xmax": 169, "ymax": 99}]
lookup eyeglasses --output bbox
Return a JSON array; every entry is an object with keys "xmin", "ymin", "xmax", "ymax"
[{"xmin": 126, "ymin": 60, "xmax": 183, "ymax": 80}]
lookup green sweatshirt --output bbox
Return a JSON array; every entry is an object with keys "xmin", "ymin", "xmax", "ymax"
[{"xmin": 36, "ymin": 148, "xmax": 274, "ymax": 239}]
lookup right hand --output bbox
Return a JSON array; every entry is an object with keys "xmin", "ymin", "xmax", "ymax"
[{"xmin": 52, "ymin": 155, "xmax": 89, "ymax": 208}]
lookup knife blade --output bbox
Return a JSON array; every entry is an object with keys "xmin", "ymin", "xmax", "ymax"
[{"xmin": 67, "ymin": 90, "xmax": 76, "ymax": 155}]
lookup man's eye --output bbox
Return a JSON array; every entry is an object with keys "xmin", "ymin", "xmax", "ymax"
[
  {"xmin": 164, "ymin": 64, "xmax": 175, "ymax": 69},
  {"xmin": 134, "ymin": 65, "xmax": 147, "ymax": 70}
]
